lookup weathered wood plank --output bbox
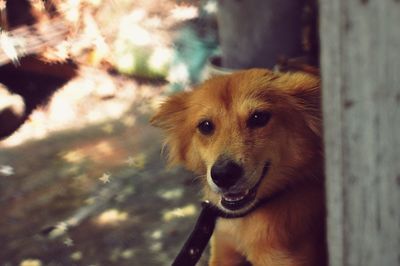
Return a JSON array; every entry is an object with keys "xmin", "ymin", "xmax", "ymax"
[{"xmin": 320, "ymin": 0, "xmax": 400, "ymax": 265}]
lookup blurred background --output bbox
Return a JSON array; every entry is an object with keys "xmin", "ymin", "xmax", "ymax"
[{"xmin": 0, "ymin": 0, "xmax": 318, "ymax": 265}]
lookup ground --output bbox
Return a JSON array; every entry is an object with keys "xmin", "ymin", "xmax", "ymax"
[
  {"xmin": 0, "ymin": 1, "xmax": 216, "ymax": 264},
  {"xmin": 0, "ymin": 67, "xmax": 209, "ymax": 266}
]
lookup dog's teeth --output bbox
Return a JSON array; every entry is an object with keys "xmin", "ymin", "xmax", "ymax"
[{"xmin": 224, "ymin": 194, "xmax": 246, "ymax": 202}]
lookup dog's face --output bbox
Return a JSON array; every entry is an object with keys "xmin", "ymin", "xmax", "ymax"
[{"xmin": 152, "ymin": 69, "xmax": 322, "ymax": 215}]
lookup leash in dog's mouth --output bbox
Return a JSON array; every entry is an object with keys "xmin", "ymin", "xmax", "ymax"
[{"xmin": 172, "ymin": 162, "xmax": 274, "ymax": 266}]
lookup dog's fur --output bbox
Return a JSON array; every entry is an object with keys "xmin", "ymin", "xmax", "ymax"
[{"xmin": 151, "ymin": 69, "xmax": 327, "ymax": 266}]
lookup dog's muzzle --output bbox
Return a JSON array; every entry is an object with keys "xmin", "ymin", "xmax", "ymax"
[
  {"xmin": 211, "ymin": 157, "xmax": 270, "ymax": 212},
  {"xmin": 210, "ymin": 155, "xmax": 243, "ymax": 189}
]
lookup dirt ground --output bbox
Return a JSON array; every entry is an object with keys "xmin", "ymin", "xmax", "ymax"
[{"xmin": 0, "ymin": 68, "xmax": 209, "ymax": 266}]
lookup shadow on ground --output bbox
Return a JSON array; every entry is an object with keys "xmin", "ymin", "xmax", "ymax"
[{"xmin": 0, "ymin": 82, "xmax": 209, "ymax": 266}]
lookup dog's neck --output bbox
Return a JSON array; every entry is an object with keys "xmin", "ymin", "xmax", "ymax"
[
  {"xmin": 172, "ymin": 191, "xmax": 288, "ymax": 265},
  {"xmin": 173, "ymin": 178, "xmax": 324, "ymax": 266}
]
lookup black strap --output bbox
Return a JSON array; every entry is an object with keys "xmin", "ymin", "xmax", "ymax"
[
  {"xmin": 172, "ymin": 190, "xmax": 286, "ymax": 265},
  {"xmin": 172, "ymin": 201, "xmax": 219, "ymax": 266}
]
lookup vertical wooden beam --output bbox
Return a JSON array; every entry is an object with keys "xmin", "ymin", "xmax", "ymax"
[
  {"xmin": 320, "ymin": 0, "xmax": 400, "ymax": 265},
  {"xmin": 216, "ymin": 0, "xmax": 305, "ymax": 69}
]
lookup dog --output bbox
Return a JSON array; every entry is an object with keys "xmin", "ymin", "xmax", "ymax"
[{"xmin": 151, "ymin": 69, "xmax": 327, "ymax": 266}]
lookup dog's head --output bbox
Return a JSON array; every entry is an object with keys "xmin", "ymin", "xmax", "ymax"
[{"xmin": 151, "ymin": 69, "xmax": 322, "ymax": 215}]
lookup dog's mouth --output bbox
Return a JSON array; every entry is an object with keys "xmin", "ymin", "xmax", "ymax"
[{"xmin": 220, "ymin": 162, "xmax": 270, "ymax": 212}]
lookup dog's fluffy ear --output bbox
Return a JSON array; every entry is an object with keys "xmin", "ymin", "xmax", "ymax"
[
  {"xmin": 286, "ymin": 73, "xmax": 322, "ymax": 138},
  {"xmin": 150, "ymin": 92, "xmax": 189, "ymax": 130},
  {"xmin": 150, "ymin": 92, "xmax": 194, "ymax": 167}
]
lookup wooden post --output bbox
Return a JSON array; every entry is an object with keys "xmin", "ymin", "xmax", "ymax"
[
  {"xmin": 320, "ymin": 0, "xmax": 400, "ymax": 265},
  {"xmin": 216, "ymin": 0, "xmax": 306, "ymax": 69}
]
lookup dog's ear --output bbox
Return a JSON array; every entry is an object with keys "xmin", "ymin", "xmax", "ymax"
[
  {"xmin": 150, "ymin": 92, "xmax": 189, "ymax": 130},
  {"xmin": 150, "ymin": 92, "xmax": 195, "ymax": 168},
  {"xmin": 286, "ymin": 73, "xmax": 322, "ymax": 137}
]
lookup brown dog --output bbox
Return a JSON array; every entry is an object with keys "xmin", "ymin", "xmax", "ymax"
[{"xmin": 151, "ymin": 69, "xmax": 326, "ymax": 266}]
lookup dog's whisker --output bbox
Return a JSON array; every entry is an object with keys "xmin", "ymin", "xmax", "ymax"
[{"xmin": 192, "ymin": 174, "xmax": 206, "ymax": 181}]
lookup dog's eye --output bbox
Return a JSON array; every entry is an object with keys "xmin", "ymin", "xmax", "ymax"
[
  {"xmin": 247, "ymin": 111, "xmax": 271, "ymax": 128},
  {"xmin": 197, "ymin": 120, "xmax": 214, "ymax": 135}
]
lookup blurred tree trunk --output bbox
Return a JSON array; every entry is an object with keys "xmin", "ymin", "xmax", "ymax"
[
  {"xmin": 320, "ymin": 0, "xmax": 400, "ymax": 265},
  {"xmin": 216, "ymin": 0, "xmax": 306, "ymax": 69}
]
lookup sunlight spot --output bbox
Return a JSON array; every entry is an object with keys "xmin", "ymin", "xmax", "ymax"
[
  {"xmin": 25, "ymin": 111, "xmax": 47, "ymax": 139},
  {"xmin": 122, "ymin": 115, "xmax": 136, "ymax": 127},
  {"xmin": 63, "ymin": 237, "xmax": 74, "ymax": 247},
  {"xmin": 121, "ymin": 249, "xmax": 136, "ymax": 259},
  {"xmin": 170, "ymin": 6, "xmax": 198, "ymax": 21},
  {"xmin": 49, "ymin": 222, "xmax": 68, "ymax": 239},
  {"xmin": 150, "ymin": 241, "xmax": 163, "ymax": 252},
  {"xmin": 129, "ymin": 9, "xmax": 147, "ymax": 23},
  {"xmin": 95, "ymin": 141, "xmax": 114, "ymax": 155},
  {"xmin": 110, "ymin": 248, "xmax": 121, "ymax": 262},
  {"xmin": 125, "ymin": 154, "xmax": 147, "ymax": 169},
  {"xmin": 74, "ymin": 173, "xmax": 88, "ymax": 181},
  {"xmin": 99, "ymin": 172, "xmax": 111, "ymax": 183},
  {"xmin": 125, "ymin": 156, "xmax": 135, "ymax": 166},
  {"xmin": 93, "ymin": 77, "xmax": 116, "ymax": 99},
  {"xmin": 19, "ymin": 259, "xmax": 42, "ymax": 266},
  {"xmin": 96, "ymin": 209, "xmax": 128, "ymax": 225},
  {"xmin": 47, "ymin": 96, "xmax": 76, "ymax": 124},
  {"xmin": 204, "ymin": 0, "xmax": 218, "ymax": 14},
  {"xmin": 158, "ymin": 188, "xmax": 183, "ymax": 200},
  {"xmin": 115, "ymin": 186, "xmax": 135, "ymax": 202},
  {"xmin": 85, "ymin": 196, "xmax": 97, "ymax": 205},
  {"xmin": 116, "ymin": 53, "xmax": 135, "ymax": 74},
  {"xmin": 127, "ymin": 27, "xmax": 151, "ymax": 46},
  {"xmin": 146, "ymin": 16, "xmax": 162, "ymax": 28},
  {"xmin": 0, "ymin": 31, "xmax": 26, "ymax": 65},
  {"xmin": 0, "ymin": 1, "xmax": 6, "ymax": 10},
  {"xmin": 101, "ymin": 124, "xmax": 114, "ymax": 134},
  {"xmin": 61, "ymin": 150, "xmax": 85, "ymax": 163},
  {"xmin": 70, "ymin": 251, "xmax": 82, "ymax": 261},
  {"xmin": 151, "ymin": 229, "xmax": 163, "ymax": 240},
  {"xmin": 110, "ymin": 247, "xmax": 136, "ymax": 262},
  {"xmin": 167, "ymin": 62, "xmax": 190, "ymax": 85},
  {"xmin": 30, "ymin": 0, "xmax": 45, "ymax": 11},
  {"xmin": 66, "ymin": 165, "xmax": 80, "ymax": 175},
  {"xmin": 66, "ymin": 217, "xmax": 79, "ymax": 227},
  {"xmin": 163, "ymin": 204, "xmax": 197, "ymax": 221},
  {"xmin": 148, "ymin": 47, "xmax": 173, "ymax": 73},
  {"xmin": 0, "ymin": 165, "xmax": 14, "ymax": 176},
  {"xmin": 86, "ymin": 0, "xmax": 102, "ymax": 6},
  {"xmin": 65, "ymin": 217, "xmax": 80, "ymax": 227},
  {"xmin": 60, "ymin": 0, "xmax": 80, "ymax": 22}
]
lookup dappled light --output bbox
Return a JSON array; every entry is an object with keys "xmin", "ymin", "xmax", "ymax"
[
  {"xmin": 48, "ymin": 222, "xmax": 68, "ymax": 239},
  {"xmin": 163, "ymin": 204, "xmax": 197, "ymax": 221},
  {"xmin": 95, "ymin": 209, "xmax": 129, "ymax": 226},
  {"xmin": 1, "ymin": 67, "xmax": 143, "ymax": 148},
  {"xmin": 19, "ymin": 259, "xmax": 43, "ymax": 266},
  {"xmin": 158, "ymin": 187, "xmax": 184, "ymax": 200},
  {"xmin": 0, "ymin": 164, "xmax": 14, "ymax": 176},
  {"xmin": 0, "ymin": 0, "xmax": 209, "ymax": 265}
]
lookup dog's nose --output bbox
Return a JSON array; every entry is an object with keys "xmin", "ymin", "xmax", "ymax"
[{"xmin": 211, "ymin": 157, "xmax": 243, "ymax": 189}]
